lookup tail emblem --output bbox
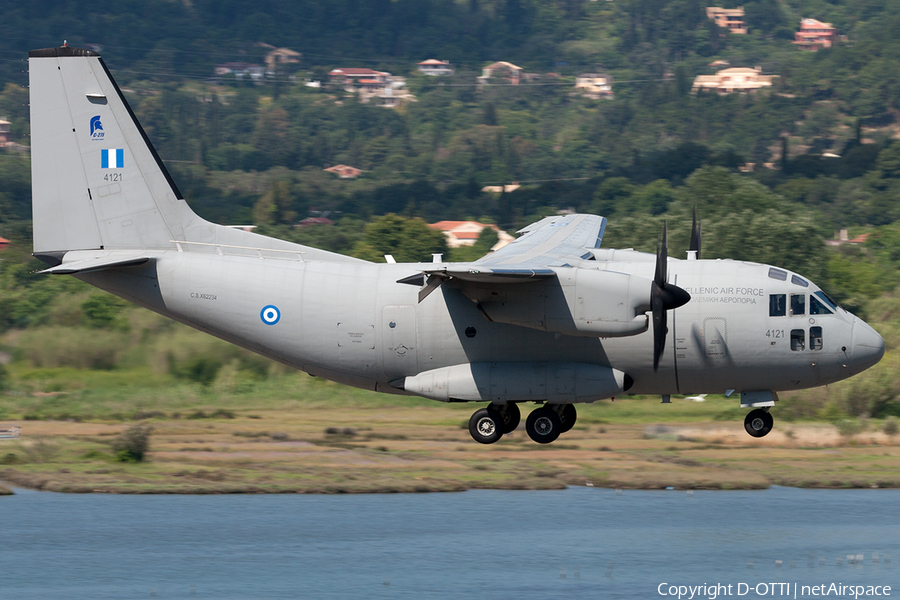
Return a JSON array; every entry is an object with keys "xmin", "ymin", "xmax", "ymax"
[
  {"xmin": 101, "ymin": 148, "xmax": 124, "ymax": 169},
  {"xmin": 89, "ymin": 115, "xmax": 104, "ymax": 140}
]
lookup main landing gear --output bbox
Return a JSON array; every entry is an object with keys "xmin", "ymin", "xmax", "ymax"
[
  {"xmin": 468, "ymin": 403, "xmax": 576, "ymax": 444},
  {"xmin": 744, "ymin": 408, "xmax": 774, "ymax": 438}
]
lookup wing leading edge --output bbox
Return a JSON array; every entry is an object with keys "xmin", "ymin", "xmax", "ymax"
[{"xmin": 474, "ymin": 213, "xmax": 606, "ymax": 267}]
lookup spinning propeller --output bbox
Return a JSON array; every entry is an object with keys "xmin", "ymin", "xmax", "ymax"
[{"xmin": 651, "ymin": 222, "xmax": 691, "ymax": 371}]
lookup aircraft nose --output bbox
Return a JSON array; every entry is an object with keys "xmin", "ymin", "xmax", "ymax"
[{"xmin": 851, "ymin": 317, "xmax": 885, "ymax": 373}]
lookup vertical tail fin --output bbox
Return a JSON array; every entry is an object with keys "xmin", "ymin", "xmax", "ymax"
[{"xmin": 29, "ymin": 46, "xmax": 187, "ymax": 256}]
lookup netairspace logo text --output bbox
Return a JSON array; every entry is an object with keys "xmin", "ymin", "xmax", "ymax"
[{"xmin": 658, "ymin": 582, "xmax": 892, "ymax": 600}]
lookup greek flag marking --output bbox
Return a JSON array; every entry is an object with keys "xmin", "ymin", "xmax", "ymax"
[{"xmin": 101, "ymin": 149, "xmax": 124, "ymax": 169}]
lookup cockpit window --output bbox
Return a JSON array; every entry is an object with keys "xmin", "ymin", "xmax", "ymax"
[
  {"xmin": 768, "ymin": 268, "xmax": 787, "ymax": 281},
  {"xmin": 791, "ymin": 274, "xmax": 809, "ymax": 287},
  {"xmin": 810, "ymin": 295, "xmax": 833, "ymax": 315},
  {"xmin": 769, "ymin": 294, "xmax": 786, "ymax": 317},
  {"xmin": 790, "ymin": 294, "xmax": 805, "ymax": 316},
  {"xmin": 814, "ymin": 291, "xmax": 839, "ymax": 312}
]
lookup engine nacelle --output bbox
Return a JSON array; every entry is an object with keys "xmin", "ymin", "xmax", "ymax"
[
  {"xmin": 461, "ymin": 268, "xmax": 651, "ymax": 338},
  {"xmin": 399, "ymin": 361, "xmax": 631, "ymax": 403}
]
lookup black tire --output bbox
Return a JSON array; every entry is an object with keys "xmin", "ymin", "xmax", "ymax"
[
  {"xmin": 497, "ymin": 403, "xmax": 521, "ymax": 434},
  {"xmin": 557, "ymin": 404, "xmax": 577, "ymax": 433},
  {"xmin": 744, "ymin": 408, "xmax": 773, "ymax": 438},
  {"xmin": 469, "ymin": 408, "xmax": 504, "ymax": 444},
  {"xmin": 526, "ymin": 406, "xmax": 562, "ymax": 444}
]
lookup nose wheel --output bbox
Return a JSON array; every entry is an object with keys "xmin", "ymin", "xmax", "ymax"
[{"xmin": 744, "ymin": 408, "xmax": 774, "ymax": 438}]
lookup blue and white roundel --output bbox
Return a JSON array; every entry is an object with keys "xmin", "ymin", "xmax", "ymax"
[{"xmin": 260, "ymin": 305, "xmax": 281, "ymax": 325}]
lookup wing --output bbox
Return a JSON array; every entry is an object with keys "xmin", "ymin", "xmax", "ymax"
[
  {"xmin": 474, "ymin": 213, "xmax": 606, "ymax": 267},
  {"xmin": 404, "ymin": 214, "xmax": 607, "ymax": 302}
]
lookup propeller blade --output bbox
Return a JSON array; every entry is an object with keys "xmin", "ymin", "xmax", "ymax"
[
  {"xmin": 651, "ymin": 283, "xmax": 667, "ymax": 371},
  {"xmin": 651, "ymin": 221, "xmax": 690, "ymax": 371},
  {"xmin": 655, "ymin": 221, "xmax": 668, "ymax": 285},
  {"xmin": 690, "ymin": 206, "xmax": 702, "ymax": 259}
]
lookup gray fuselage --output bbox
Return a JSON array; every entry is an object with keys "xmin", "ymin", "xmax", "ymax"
[{"xmin": 79, "ymin": 247, "xmax": 884, "ymax": 402}]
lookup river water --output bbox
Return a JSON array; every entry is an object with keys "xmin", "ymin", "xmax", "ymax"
[{"xmin": 1, "ymin": 486, "xmax": 897, "ymax": 599}]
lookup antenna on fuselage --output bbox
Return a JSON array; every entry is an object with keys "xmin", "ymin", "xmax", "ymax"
[{"xmin": 687, "ymin": 205, "xmax": 701, "ymax": 260}]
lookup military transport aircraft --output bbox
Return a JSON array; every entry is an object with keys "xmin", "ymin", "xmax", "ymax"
[{"xmin": 28, "ymin": 46, "xmax": 885, "ymax": 444}]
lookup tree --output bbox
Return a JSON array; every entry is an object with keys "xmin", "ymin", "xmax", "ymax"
[
  {"xmin": 352, "ymin": 214, "xmax": 448, "ymax": 263},
  {"xmin": 253, "ymin": 180, "xmax": 297, "ymax": 226}
]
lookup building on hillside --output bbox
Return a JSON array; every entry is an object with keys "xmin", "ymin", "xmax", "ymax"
[
  {"xmin": 573, "ymin": 73, "xmax": 614, "ymax": 99},
  {"xmin": 296, "ymin": 217, "xmax": 335, "ymax": 227},
  {"xmin": 826, "ymin": 229, "xmax": 869, "ymax": 247},
  {"xmin": 328, "ymin": 69, "xmax": 414, "ymax": 107},
  {"xmin": 324, "ymin": 164, "xmax": 363, "ymax": 179},
  {"xmin": 328, "ymin": 68, "xmax": 390, "ymax": 86},
  {"xmin": 793, "ymin": 18, "xmax": 837, "ymax": 50},
  {"xmin": 477, "ymin": 61, "xmax": 524, "ymax": 87},
  {"xmin": 705, "ymin": 7, "xmax": 747, "ymax": 34},
  {"xmin": 428, "ymin": 221, "xmax": 514, "ymax": 251},
  {"xmin": 265, "ymin": 48, "xmax": 301, "ymax": 71},
  {"xmin": 0, "ymin": 235, "xmax": 9, "ymax": 251},
  {"xmin": 691, "ymin": 67, "xmax": 776, "ymax": 95},
  {"xmin": 480, "ymin": 183, "xmax": 521, "ymax": 194},
  {"xmin": 213, "ymin": 62, "xmax": 266, "ymax": 82},
  {"xmin": 0, "ymin": 119, "xmax": 10, "ymax": 144},
  {"xmin": 417, "ymin": 59, "xmax": 454, "ymax": 76}
]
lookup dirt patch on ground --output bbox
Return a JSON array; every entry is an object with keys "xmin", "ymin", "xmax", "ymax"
[{"xmin": 2, "ymin": 414, "xmax": 899, "ymax": 494}]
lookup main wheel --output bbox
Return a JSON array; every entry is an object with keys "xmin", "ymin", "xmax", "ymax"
[
  {"xmin": 526, "ymin": 406, "xmax": 562, "ymax": 444},
  {"xmin": 495, "ymin": 403, "xmax": 521, "ymax": 434},
  {"xmin": 744, "ymin": 409, "xmax": 773, "ymax": 438},
  {"xmin": 554, "ymin": 404, "xmax": 577, "ymax": 433},
  {"xmin": 469, "ymin": 407, "xmax": 504, "ymax": 444}
]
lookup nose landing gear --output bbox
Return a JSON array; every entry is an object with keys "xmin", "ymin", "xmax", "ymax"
[{"xmin": 744, "ymin": 408, "xmax": 774, "ymax": 438}]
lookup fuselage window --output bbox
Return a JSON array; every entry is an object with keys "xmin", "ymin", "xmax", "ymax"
[
  {"xmin": 790, "ymin": 294, "xmax": 805, "ymax": 316},
  {"xmin": 768, "ymin": 268, "xmax": 787, "ymax": 281},
  {"xmin": 791, "ymin": 329, "xmax": 805, "ymax": 351},
  {"xmin": 791, "ymin": 274, "xmax": 809, "ymax": 287},
  {"xmin": 769, "ymin": 294, "xmax": 786, "ymax": 317},
  {"xmin": 810, "ymin": 326, "xmax": 823, "ymax": 351},
  {"xmin": 810, "ymin": 295, "xmax": 833, "ymax": 315}
]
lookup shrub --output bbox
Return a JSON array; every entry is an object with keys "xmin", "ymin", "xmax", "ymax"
[
  {"xmin": 168, "ymin": 353, "xmax": 223, "ymax": 386},
  {"xmin": 112, "ymin": 423, "xmax": 152, "ymax": 462},
  {"xmin": 836, "ymin": 419, "xmax": 864, "ymax": 437},
  {"xmin": 884, "ymin": 417, "xmax": 899, "ymax": 436},
  {"xmin": 80, "ymin": 294, "xmax": 129, "ymax": 330},
  {"xmin": 20, "ymin": 436, "xmax": 60, "ymax": 463},
  {"xmin": 18, "ymin": 326, "xmax": 128, "ymax": 369}
]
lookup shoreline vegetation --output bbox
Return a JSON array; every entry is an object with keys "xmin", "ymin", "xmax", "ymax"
[{"xmin": 2, "ymin": 377, "xmax": 899, "ymax": 495}]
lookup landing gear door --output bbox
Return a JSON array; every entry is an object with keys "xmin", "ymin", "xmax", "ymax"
[{"xmin": 382, "ymin": 305, "xmax": 418, "ymax": 379}]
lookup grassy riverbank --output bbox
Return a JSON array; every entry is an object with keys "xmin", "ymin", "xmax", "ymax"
[{"xmin": 2, "ymin": 371, "xmax": 900, "ymax": 494}]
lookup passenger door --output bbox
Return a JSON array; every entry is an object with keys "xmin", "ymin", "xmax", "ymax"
[{"xmin": 382, "ymin": 305, "xmax": 418, "ymax": 379}]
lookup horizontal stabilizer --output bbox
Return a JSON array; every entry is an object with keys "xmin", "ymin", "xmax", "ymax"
[{"xmin": 39, "ymin": 256, "xmax": 151, "ymax": 274}]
